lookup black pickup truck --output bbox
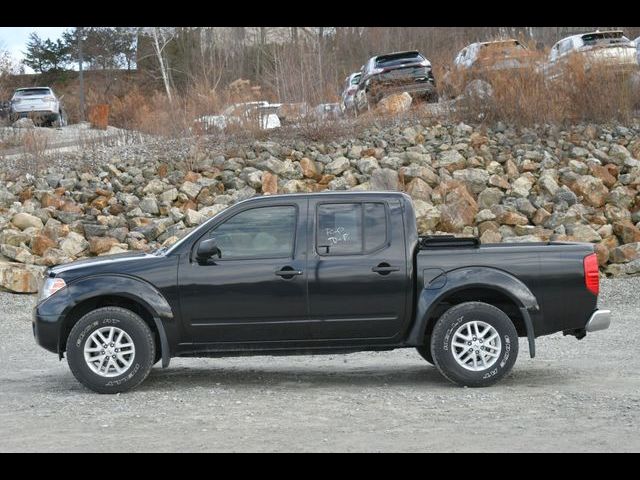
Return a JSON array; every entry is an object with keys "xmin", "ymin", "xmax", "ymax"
[{"xmin": 33, "ymin": 192, "xmax": 611, "ymax": 393}]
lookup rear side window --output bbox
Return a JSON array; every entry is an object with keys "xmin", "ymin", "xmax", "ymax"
[
  {"xmin": 364, "ymin": 203, "xmax": 387, "ymax": 251},
  {"xmin": 316, "ymin": 202, "xmax": 388, "ymax": 255}
]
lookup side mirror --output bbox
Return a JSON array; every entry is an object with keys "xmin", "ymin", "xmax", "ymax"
[{"xmin": 196, "ymin": 238, "xmax": 221, "ymax": 262}]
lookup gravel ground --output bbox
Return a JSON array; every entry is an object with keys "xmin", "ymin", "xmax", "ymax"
[{"xmin": 0, "ymin": 277, "xmax": 638, "ymax": 452}]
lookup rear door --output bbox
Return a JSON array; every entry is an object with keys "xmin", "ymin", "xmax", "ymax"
[{"xmin": 306, "ymin": 197, "xmax": 409, "ymax": 343}]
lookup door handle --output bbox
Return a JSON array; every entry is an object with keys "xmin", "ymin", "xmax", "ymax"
[
  {"xmin": 372, "ymin": 263, "xmax": 399, "ymax": 275},
  {"xmin": 275, "ymin": 267, "xmax": 303, "ymax": 278}
]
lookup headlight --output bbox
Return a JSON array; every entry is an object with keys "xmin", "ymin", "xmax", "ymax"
[{"xmin": 39, "ymin": 277, "xmax": 66, "ymax": 301}]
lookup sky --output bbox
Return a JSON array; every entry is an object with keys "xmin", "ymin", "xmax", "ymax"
[{"xmin": 0, "ymin": 27, "xmax": 69, "ymax": 71}]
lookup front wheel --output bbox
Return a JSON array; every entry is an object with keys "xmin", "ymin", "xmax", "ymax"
[
  {"xmin": 431, "ymin": 302, "xmax": 518, "ymax": 387},
  {"xmin": 416, "ymin": 337, "xmax": 434, "ymax": 365},
  {"xmin": 66, "ymin": 307, "xmax": 156, "ymax": 394}
]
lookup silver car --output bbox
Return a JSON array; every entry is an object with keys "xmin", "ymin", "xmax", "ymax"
[
  {"xmin": 9, "ymin": 87, "xmax": 67, "ymax": 127},
  {"xmin": 340, "ymin": 72, "xmax": 361, "ymax": 114},
  {"xmin": 544, "ymin": 30, "xmax": 639, "ymax": 81}
]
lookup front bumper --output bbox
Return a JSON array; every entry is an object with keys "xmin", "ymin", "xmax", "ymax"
[
  {"xmin": 33, "ymin": 308, "xmax": 62, "ymax": 354},
  {"xmin": 585, "ymin": 309, "xmax": 611, "ymax": 333}
]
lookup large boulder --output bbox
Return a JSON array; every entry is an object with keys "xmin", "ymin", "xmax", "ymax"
[
  {"xmin": 12, "ymin": 213, "xmax": 44, "ymax": 231},
  {"xmin": 370, "ymin": 169, "xmax": 400, "ymax": 191},
  {"xmin": 376, "ymin": 92, "xmax": 412, "ymax": 115},
  {"xmin": 610, "ymin": 242, "xmax": 640, "ymax": 264},
  {"xmin": 570, "ymin": 175, "xmax": 609, "ymax": 207},
  {"xmin": 60, "ymin": 231, "xmax": 89, "ymax": 257},
  {"xmin": 439, "ymin": 184, "xmax": 478, "ymax": 232},
  {"xmin": 413, "ymin": 200, "xmax": 441, "ymax": 233},
  {"xmin": 0, "ymin": 261, "xmax": 45, "ymax": 293}
]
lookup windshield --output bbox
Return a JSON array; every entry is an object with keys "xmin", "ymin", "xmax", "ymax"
[
  {"xmin": 375, "ymin": 52, "xmax": 425, "ymax": 68},
  {"xmin": 350, "ymin": 74, "xmax": 361, "ymax": 85},
  {"xmin": 14, "ymin": 88, "xmax": 52, "ymax": 97}
]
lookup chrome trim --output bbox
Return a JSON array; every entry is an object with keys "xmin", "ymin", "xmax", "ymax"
[{"xmin": 586, "ymin": 309, "xmax": 611, "ymax": 333}]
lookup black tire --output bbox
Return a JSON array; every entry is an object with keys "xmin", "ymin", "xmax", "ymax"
[
  {"xmin": 416, "ymin": 337, "xmax": 434, "ymax": 365},
  {"xmin": 66, "ymin": 307, "xmax": 156, "ymax": 394},
  {"xmin": 430, "ymin": 302, "xmax": 518, "ymax": 388},
  {"xmin": 51, "ymin": 113, "xmax": 63, "ymax": 128}
]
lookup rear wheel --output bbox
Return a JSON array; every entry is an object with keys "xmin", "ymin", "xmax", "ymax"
[
  {"xmin": 431, "ymin": 302, "xmax": 518, "ymax": 387},
  {"xmin": 66, "ymin": 307, "xmax": 156, "ymax": 394}
]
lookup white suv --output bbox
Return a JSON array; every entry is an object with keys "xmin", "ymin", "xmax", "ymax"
[
  {"xmin": 544, "ymin": 30, "xmax": 639, "ymax": 81},
  {"xmin": 9, "ymin": 87, "xmax": 67, "ymax": 127}
]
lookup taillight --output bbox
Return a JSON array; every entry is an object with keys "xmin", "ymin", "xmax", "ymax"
[{"xmin": 583, "ymin": 253, "xmax": 599, "ymax": 295}]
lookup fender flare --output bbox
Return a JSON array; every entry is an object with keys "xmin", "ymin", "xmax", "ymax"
[
  {"xmin": 407, "ymin": 267, "xmax": 540, "ymax": 358},
  {"xmin": 53, "ymin": 274, "xmax": 174, "ymax": 368}
]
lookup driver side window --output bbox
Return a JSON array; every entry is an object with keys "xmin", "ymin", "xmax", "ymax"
[{"xmin": 205, "ymin": 205, "xmax": 297, "ymax": 260}]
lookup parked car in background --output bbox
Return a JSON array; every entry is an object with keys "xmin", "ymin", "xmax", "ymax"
[
  {"xmin": 340, "ymin": 72, "xmax": 361, "ymax": 114},
  {"xmin": 314, "ymin": 103, "xmax": 341, "ymax": 120},
  {"xmin": 194, "ymin": 101, "xmax": 281, "ymax": 132},
  {"xmin": 354, "ymin": 51, "xmax": 437, "ymax": 114},
  {"xmin": 0, "ymin": 100, "xmax": 10, "ymax": 123},
  {"xmin": 442, "ymin": 39, "xmax": 537, "ymax": 98},
  {"xmin": 9, "ymin": 87, "xmax": 67, "ymax": 127},
  {"xmin": 276, "ymin": 102, "xmax": 309, "ymax": 125},
  {"xmin": 544, "ymin": 30, "xmax": 639, "ymax": 81}
]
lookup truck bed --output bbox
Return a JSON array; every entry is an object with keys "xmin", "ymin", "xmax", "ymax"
[{"xmin": 415, "ymin": 237, "xmax": 597, "ymax": 336}]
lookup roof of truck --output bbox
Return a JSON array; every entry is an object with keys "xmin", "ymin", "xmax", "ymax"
[{"xmin": 240, "ymin": 191, "xmax": 411, "ymax": 202}]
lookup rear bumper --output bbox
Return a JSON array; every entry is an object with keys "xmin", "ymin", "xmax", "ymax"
[
  {"xmin": 11, "ymin": 110, "xmax": 58, "ymax": 120},
  {"xmin": 585, "ymin": 309, "xmax": 611, "ymax": 333},
  {"xmin": 373, "ymin": 81, "xmax": 436, "ymax": 98}
]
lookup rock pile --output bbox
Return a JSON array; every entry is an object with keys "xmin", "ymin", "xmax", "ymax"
[{"xmin": 1, "ymin": 119, "xmax": 639, "ymax": 292}]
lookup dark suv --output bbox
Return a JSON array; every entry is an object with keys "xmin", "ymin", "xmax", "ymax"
[{"xmin": 354, "ymin": 50, "xmax": 437, "ymax": 113}]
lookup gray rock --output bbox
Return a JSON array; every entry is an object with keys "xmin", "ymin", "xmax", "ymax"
[
  {"xmin": 370, "ymin": 169, "xmax": 400, "ymax": 191},
  {"xmin": 60, "ymin": 232, "xmax": 89, "ymax": 257},
  {"xmin": 184, "ymin": 209, "xmax": 206, "ymax": 227},
  {"xmin": 139, "ymin": 196, "xmax": 159, "ymax": 215},
  {"xmin": 143, "ymin": 179, "xmax": 167, "ymax": 195},
  {"xmin": 357, "ymin": 157, "xmax": 380, "ymax": 175},
  {"xmin": 159, "ymin": 188, "xmax": 179, "ymax": 203},
  {"xmin": 554, "ymin": 187, "xmax": 578, "ymax": 206},
  {"xmin": 413, "ymin": 200, "xmax": 441, "ymax": 232},
  {"xmin": 12, "ymin": 118, "xmax": 35, "ymax": 128},
  {"xmin": 453, "ymin": 168, "xmax": 490, "ymax": 194},
  {"xmin": 11, "ymin": 213, "xmax": 44, "ymax": 231},
  {"xmin": 436, "ymin": 150, "xmax": 466, "ymax": 169},
  {"xmin": 325, "ymin": 157, "xmax": 350, "ymax": 175},
  {"xmin": 477, "ymin": 188, "xmax": 504, "ymax": 210},
  {"xmin": 180, "ymin": 181, "xmax": 202, "ymax": 199},
  {"xmin": 608, "ymin": 144, "xmax": 631, "ymax": 164},
  {"xmin": 567, "ymin": 224, "xmax": 602, "ymax": 242}
]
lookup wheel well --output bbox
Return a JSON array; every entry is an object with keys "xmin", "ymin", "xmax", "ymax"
[
  {"xmin": 424, "ymin": 287, "xmax": 527, "ymax": 338},
  {"xmin": 59, "ymin": 296, "xmax": 159, "ymax": 355}
]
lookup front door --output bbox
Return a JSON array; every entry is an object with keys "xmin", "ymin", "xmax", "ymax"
[
  {"xmin": 179, "ymin": 199, "xmax": 309, "ymax": 345},
  {"xmin": 306, "ymin": 197, "xmax": 409, "ymax": 343}
]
